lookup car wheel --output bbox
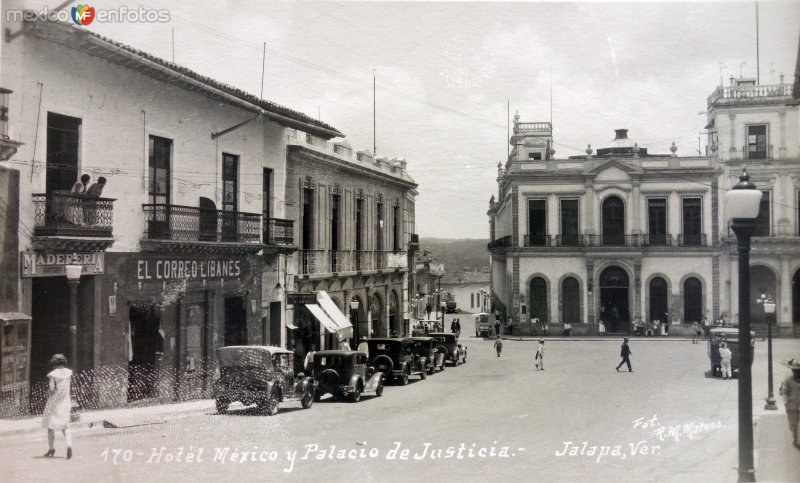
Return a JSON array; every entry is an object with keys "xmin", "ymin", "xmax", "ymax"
[
  {"xmin": 399, "ymin": 372, "xmax": 409, "ymax": 386},
  {"xmin": 301, "ymin": 389, "xmax": 314, "ymax": 409},
  {"xmin": 350, "ymin": 385, "xmax": 362, "ymax": 403},
  {"xmin": 215, "ymin": 398, "xmax": 229, "ymax": 414},
  {"xmin": 265, "ymin": 392, "xmax": 280, "ymax": 416},
  {"xmin": 375, "ymin": 380, "xmax": 384, "ymax": 397}
]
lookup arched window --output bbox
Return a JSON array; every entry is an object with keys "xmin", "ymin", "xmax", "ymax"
[
  {"xmin": 684, "ymin": 277, "xmax": 703, "ymax": 323},
  {"xmin": 530, "ymin": 277, "xmax": 548, "ymax": 323},
  {"xmin": 562, "ymin": 277, "xmax": 580, "ymax": 324},
  {"xmin": 649, "ymin": 277, "xmax": 668, "ymax": 323},
  {"xmin": 602, "ymin": 196, "xmax": 625, "ymax": 246}
]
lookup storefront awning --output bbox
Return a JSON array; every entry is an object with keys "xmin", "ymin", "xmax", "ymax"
[
  {"xmin": 305, "ymin": 303, "xmax": 340, "ymax": 336},
  {"xmin": 317, "ymin": 290, "xmax": 353, "ymax": 341}
]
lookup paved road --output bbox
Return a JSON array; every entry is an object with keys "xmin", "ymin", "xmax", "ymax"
[{"xmin": 4, "ymin": 337, "xmax": 798, "ymax": 483}]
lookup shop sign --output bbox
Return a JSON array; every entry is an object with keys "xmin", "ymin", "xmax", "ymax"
[
  {"xmin": 21, "ymin": 252, "xmax": 105, "ymax": 278},
  {"xmin": 287, "ymin": 292, "xmax": 317, "ymax": 305},
  {"xmin": 135, "ymin": 257, "xmax": 243, "ymax": 281}
]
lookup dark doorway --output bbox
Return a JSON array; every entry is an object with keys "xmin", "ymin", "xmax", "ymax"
[
  {"xmin": 128, "ymin": 305, "xmax": 162, "ymax": 401},
  {"xmin": 530, "ymin": 277, "xmax": 548, "ymax": 323},
  {"xmin": 602, "ymin": 196, "xmax": 625, "ymax": 246},
  {"xmin": 269, "ymin": 301, "xmax": 282, "ymax": 346},
  {"xmin": 46, "ymin": 113, "xmax": 81, "ymax": 194},
  {"xmin": 649, "ymin": 277, "xmax": 668, "ymax": 323},
  {"xmin": 29, "ymin": 278, "xmax": 70, "ymax": 413},
  {"xmin": 599, "ymin": 266, "xmax": 630, "ymax": 333},
  {"xmin": 198, "ymin": 197, "xmax": 217, "ymax": 241},
  {"xmin": 224, "ymin": 297, "xmax": 247, "ymax": 346}
]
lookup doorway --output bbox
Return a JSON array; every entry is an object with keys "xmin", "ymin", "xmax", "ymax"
[
  {"xmin": 29, "ymin": 278, "xmax": 69, "ymax": 413},
  {"xmin": 128, "ymin": 305, "xmax": 162, "ymax": 401},
  {"xmin": 224, "ymin": 296, "xmax": 247, "ymax": 346},
  {"xmin": 599, "ymin": 266, "xmax": 630, "ymax": 333}
]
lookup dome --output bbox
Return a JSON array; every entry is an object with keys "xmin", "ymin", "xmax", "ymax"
[{"xmin": 606, "ymin": 129, "xmax": 636, "ymax": 149}]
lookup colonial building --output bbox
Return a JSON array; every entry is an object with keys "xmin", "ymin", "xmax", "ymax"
[
  {"xmin": 489, "ymin": 62, "xmax": 800, "ymax": 337},
  {"xmin": 0, "ymin": 16, "xmax": 342, "ymax": 414},
  {"xmin": 284, "ymin": 132, "xmax": 418, "ymax": 355}
]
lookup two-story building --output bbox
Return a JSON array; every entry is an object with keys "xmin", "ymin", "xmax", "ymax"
[
  {"xmin": 0, "ymin": 16, "xmax": 342, "ymax": 415},
  {"xmin": 284, "ymin": 131, "xmax": 418, "ymax": 356}
]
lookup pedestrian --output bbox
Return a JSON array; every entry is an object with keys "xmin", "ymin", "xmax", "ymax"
[
  {"xmin": 702, "ymin": 316, "xmax": 710, "ymax": 337},
  {"xmin": 563, "ymin": 322, "xmax": 572, "ymax": 336},
  {"xmin": 495, "ymin": 319, "xmax": 501, "ymax": 337},
  {"xmin": 357, "ymin": 336, "xmax": 369, "ymax": 356},
  {"xmin": 425, "ymin": 303, "xmax": 432, "ymax": 319},
  {"xmin": 494, "ymin": 335, "xmax": 503, "ymax": 357},
  {"xmin": 691, "ymin": 321, "xmax": 701, "ymax": 344},
  {"xmin": 779, "ymin": 358, "xmax": 800, "ymax": 449},
  {"xmin": 616, "ymin": 337, "xmax": 633, "ymax": 372},
  {"xmin": 454, "ymin": 318, "xmax": 461, "ymax": 337},
  {"xmin": 598, "ymin": 320, "xmax": 606, "ymax": 336},
  {"xmin": 719, "ymin": 342, "xmax": 732, "ymax": 380},
  {"xmin": 41, "ymin": 354, "xmax": 73, "ymax": 459},
  {"xmin": 304, "ymin": 344, "xmax": 316, "ymax": 374},
  {"xmin": 534, "ymin": 339, "xmax": 545, "ymax": 370},
  {"xmin": 340, "ymin": 339, "xmax": 351, "ymax": 351}
]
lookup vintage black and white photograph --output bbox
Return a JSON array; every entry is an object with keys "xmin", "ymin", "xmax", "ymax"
[{"xmin": 1, "ymin": 0, "xmax": 799, "ymax": 481}]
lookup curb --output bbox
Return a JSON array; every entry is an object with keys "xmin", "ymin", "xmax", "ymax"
[{"xmin": 490, "ymin": 336, "xmax": 699, "ymax": 342}]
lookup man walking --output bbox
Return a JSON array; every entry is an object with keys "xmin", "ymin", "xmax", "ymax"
[
  {"xmin": 779, "ymin": 358, "xmax": 800, "ymax": 449},
  {"xmin": 534, "ymin": 339, "xmax": 545, "ymax": 370},
  {"xmin": 719, "ymin": 342, "xmax": 732, "ymax": 380},
  {"xmin": 494, "ymin": 336, "xmax": 503, "ymax": 358},
  {"xmin": 616, "ymin": 337, "xmax": 633, "ymax": 372}
]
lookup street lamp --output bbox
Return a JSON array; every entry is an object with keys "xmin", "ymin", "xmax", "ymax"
[
  {"xmin": 756, "ymin": 294, "xmax": 777, "ymax": 410},
  {"xmin": 725, "ymin": 168, "xmax": 762, "ymax": 483},
  {"xmin": 65, "ymin": 265, "xmax": 82, "ymax": 373},
  {"xmin": 350, "ymin": 298, "xmax": 360, "ymax": 340}
]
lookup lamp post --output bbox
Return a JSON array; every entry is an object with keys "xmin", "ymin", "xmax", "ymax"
[
  {"xmin": 65, "ymin": 265, "xmax": 82, "ymax": 372},
  {"xmin": 350, "ymin": 298, "xmax": 360, "ymax": 340},
  {"xmin": 757, "ymin": 294, "xmax": 777, "ymax": 410},
  {"xmin": 725, "ymin": 168, "xmax": 763, "ymax": 483}
]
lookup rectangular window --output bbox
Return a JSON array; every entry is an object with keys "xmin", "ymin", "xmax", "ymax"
[
  {"xmin": 681, "ymin": 197, "xmax": 702, "ymax": 246},
  {"xmin": 46, "ymin": 112, "xmax": 82, "ymax": 193},
  {"xmin": 754, "ymin": 191, "xmax": 771, "ymax": 237},
  {"xmin": 471, "ymin": 293, "xmax": 474, "ymax": 308},
  {"xmin": 222, "ymin": 153, "xmax": 238, "ymax": 212},
  {"xmin": 528, "ymin": 152, "xmax": 542, "ymax": 160},
  {"xmin": 393, "ymin": 205, "xmax": 401, "ymax": 252},
  {"xmin": 331, "ymin": 194, "xmax": 341, "ymax": 271},
  {"xmin": 527, "ymin": 199, "xmax": 547, "ymax": 246},
  {"xmin": 355, "ymin": 198, "xmax": 363, "ymax": 252},
  {"xmin": 148, "ymin": 136, "xmax": 172, "ymax": 204},
  {"xmin": 560, "ymin": 199, "xmax": 579, "ymax": 246},
  {"xmin": 376, "ymin": 201, "xmax": 384, "ymax": 251},
  {"xmin": 746, "ymin": 125, "xmax": 767, "ymax": 159},
  {"xmin": 262, "ymin": 168, "xmax": 272, "ymax": 242},
  {"xmin": 648, "ymin": 198, "xmax": 668, "ymax": 245},
  {"xmin": 302, "ymin": 188, "xmax": 313, "ymax": 250}
]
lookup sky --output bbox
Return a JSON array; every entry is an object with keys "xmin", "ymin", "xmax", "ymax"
[{"xmin": 47, "ymin": 0, "xmax": 800, "ymax": 238}]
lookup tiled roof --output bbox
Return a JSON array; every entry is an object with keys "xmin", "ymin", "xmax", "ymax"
[{"xmin": 23, "ymin": 19, "xmax": 344, "ymax": 139}]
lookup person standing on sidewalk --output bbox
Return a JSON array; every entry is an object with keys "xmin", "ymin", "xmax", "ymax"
[
  {"xmin": 534, "ymin": 339, "xmax": 545, "ymax": 370},
  {"xmin": 41, "ymin": 354, "xmax": 73, "ymax": 459},
  {"xmin": 598, "ymin": 320, "xmax": 606, "ymax": 336},
  {"xmin": 779, "ymin": 358, "xmax": 800, "ymax": 449},
  {"xmin": 691, "ymin": 321, "xmax": 700, "ymax": 344},
  {"xmin": 616, "ymin": 338, "xmax": 633, "ymax": 372},
  {"xmin": 494, "ymin": 336, "xmax": 503, "ymax": 358},
  {"xmin": 719, "ymin": 342, "xmax": 732, "ymax": 380},
  {"xmin": 304, "ymin": 344, "xmax": 316, "ymax": 374}
]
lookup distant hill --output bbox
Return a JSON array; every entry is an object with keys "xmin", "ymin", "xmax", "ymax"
[{"xmin": 418, "ymin": 238, "xmax": 489, "ymax": 274}]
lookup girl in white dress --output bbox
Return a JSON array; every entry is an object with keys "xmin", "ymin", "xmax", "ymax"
[{"xmin": 41, "ymin": 354, "xmax": 73, "ymax": 459}]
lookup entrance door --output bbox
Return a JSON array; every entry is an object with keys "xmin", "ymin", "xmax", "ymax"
[
  {"xmin": 224, "ymin": 297, "xmax": 247, "ymax": 346},
  {"xmin": 269, "ymin": 301, "xmax": 282, "ymax": 346},
  {"xmin": 29, "ymin": 278, "xmax": 69, "ymax": 413},
  {"xmin": 128, "ymin": 305, "xmax": 162, "ymax": 401},
  {"xmin": 599, "ymin": 266, "xmax": 630, "ymax": 333}
]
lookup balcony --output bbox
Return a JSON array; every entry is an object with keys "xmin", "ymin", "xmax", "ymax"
[
  {"xmin": 263, "ymin": 218, "xmax": 297, "ymax": 255},
  {"xmin": 707, "ymin": 83, "xmax": 793, "ymax": 107},
  {"xmin": 554, "ymin": 235, "xmax": 583, "ymax": 247},
  {"xmin": 585, "ymin": 234, "xmax": 641, "ymax": 247},
  {"xmin": 32, "ymin": 192, "xmax": 115, "ymax": 251},
  {"xmin": 523, "ymin": 234, "xmax": 551, "ymax": 247},
  {"xmin": 641, "ymin": 234, "xmax": 673, "ymax": 247},
  {"xmin": 677, "ymin": 234, "xmax": 706, "ymax": 247},
  {"xmin": 487, "ymin": 235, "xmax": 512, "ymax": 250},
  {"xmin": 299, "ymin": 249, "xmax": 405, "ymax": 275},
  {"xmin": 516, "ymin": 233, "xmax": 707, "ymax": 249},
  {"xmin": 742, "ymin": 145, "xmax": 773, "ymax": 160},
  {"xmin": 142, "ymin": 204, "xmax": 261, "ymax": 254}
]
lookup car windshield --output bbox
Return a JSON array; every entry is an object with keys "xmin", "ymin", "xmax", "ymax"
[
  {"xmin": 217, "ymin": 348, "xmax": 272, "ymax": 370},
  {"xmin": 372, "ymin": 343, "xmax": 395, "ymax": 352},
  {"xmin": 272, "ymin": 353, "xmax": 293, "ymax": 372},
  {"xmin": 317, "ymin": 356, "xmax": 346, "ymax": 368}
]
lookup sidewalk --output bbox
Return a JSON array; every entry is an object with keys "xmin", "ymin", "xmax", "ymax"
[
  {"xmin": 495, "ymin": 335, "xmax": 696, "ymax": 342},
  {"xmin": 0, "ymin": 399, "xmax": 215, "ymax": 437},
  {"xmin": 754, "ymin": 410, "xmax": 800, "ymax": 482}
]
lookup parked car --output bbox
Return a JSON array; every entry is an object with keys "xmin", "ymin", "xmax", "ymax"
[
  {"xmin": 708, "ymin": 327, "xmax": 755, "ymax": 377},
  {"xmin": 428, "ymin": 332, "xmax": 467, "ymax": 365},
  {"xmin": 474, "ymin": 312, "xmax": 493, "ymax": 337},
  {"xmin": 409, "ymin": 337, "xmax": 446, "ymax": 374},
  {"xmin": 312, "ymin": 350, "xmax": 384, "ymax": 402},
  {"xmin": 214, "ymin": 345, "xmax": 314, "ymax": 415},
  {"xmin": 367, "ymin": 338, "xmax": 425, "ymax": 385}
]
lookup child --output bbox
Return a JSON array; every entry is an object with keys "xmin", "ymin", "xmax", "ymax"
[{"xmin": 494, "ymin": 336, "xmax": 503, "ymax": 357}]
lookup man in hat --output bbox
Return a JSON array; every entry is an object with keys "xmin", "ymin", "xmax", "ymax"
[
  {"xmin": 779, "ymin": 358, "xmax": 800, "ymax": 449},
  {"xmin": 357, "ymin": 336, "xmax": 369, "ymax": 357},
  {"xmin": 616, "ymin": 337, "xmax": 633, "ymax": 372}
]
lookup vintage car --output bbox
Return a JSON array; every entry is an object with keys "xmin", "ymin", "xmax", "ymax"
[
  {"xmin": 708, "ymin": 327, "xmax": 755, "ymax": 377},
  {"xmin": 474, "ymin": 312, "xmax": 493, "ymax": 337},
  {"xmin": 428, "ymin": 332, "xmax": 467, "ymax": 365},
  {"xmin": 312, "ymin": 350, "xmax": 384, "ymax": 402},
  {"xmin": 409, "ymin": 337, "xmax": 446, "ymax": 374},
  {"xmin": 214, "ymin": 346, "xmax": 314, "ymax": 415},
  {"xmin": 367, "ymin": 338, "xmax": 425, "ymax": 385}
]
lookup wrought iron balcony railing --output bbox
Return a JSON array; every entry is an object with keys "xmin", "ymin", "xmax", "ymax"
[
  {"xmin": 585, "ymin": 234, "xmax": 641, "ymax": 247},
  {"xmin": 641, "ymin": 234, "xmax": 673, "ymax": 247},
  {"xmin": 33, "ymin": 192, "xmax": 115, "ymax": 237},
  {"xmin": 264, "ymin": 218, "xmax": 294, "ymax": 246},
  {"xmin": 742, "ymin": 145, "xmax": 773, "ymax": 160},
  {"xmin": 554, "ymin": 234, "xmax": 583, "ymax": 247},
  {"xmin": 142, "ymin": 204, "xmax": 260, "ymax": 243},
  {"xmin": 523, "ymin": 234, "xmax": 551, "ymax": 247},
  {"xmin": 677, "ymin": 234, "xmax": 706, "ymax": 247},
  {"xmin": 300, "ymin": 249, "xmax": 326, "ymax": 275}
]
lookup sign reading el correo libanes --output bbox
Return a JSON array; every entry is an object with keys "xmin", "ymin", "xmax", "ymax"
[
  {"xmin": 21, "ymin": 252, "xmax": 105, "ymax": 277},
  {"xmin": 135, "ymin": 258, "xmax": 242, "ymax": 281}
]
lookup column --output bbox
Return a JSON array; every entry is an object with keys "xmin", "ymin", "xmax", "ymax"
[
  {"xmin": 778, "ymin": 112, "xmax": 787, "ymax": 159},
  {"xmin": 631, "ymin": 179, "xmax": 641, "ymax": 235},
  {"xmin": 585, "ymin": 181, "xmax": 596, "ymax": 235},
  {"xmin": 633, "ymin": 260, "xmax": 642, "ymax": 324},
  {"xmin": 586, "ymin": 260, "xmax": 595, "ymax": 325},
  {"xmin": 728, "ymin": 113, "xmax": 737, "ymax": 159}
]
